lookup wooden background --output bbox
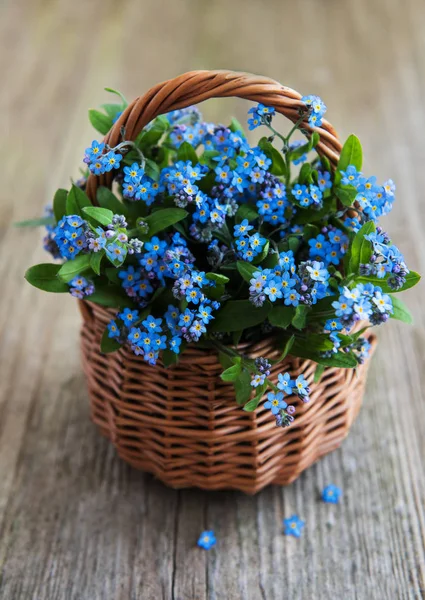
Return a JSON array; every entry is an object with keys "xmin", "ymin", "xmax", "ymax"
[{"xmin": 1, "ymin": 0, "xmax": 425, "ymax": 598}]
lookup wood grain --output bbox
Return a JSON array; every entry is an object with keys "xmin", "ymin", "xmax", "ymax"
[{"xmin": 1, "ymin": 0, "xmax": 424, "ymax": 598}]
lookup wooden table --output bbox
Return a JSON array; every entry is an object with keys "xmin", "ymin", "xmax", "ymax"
[{"xmin": 1, "ymin": 0, "xmax": 424, "ymax": 597}]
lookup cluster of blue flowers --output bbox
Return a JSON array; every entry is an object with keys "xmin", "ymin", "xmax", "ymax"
[
  {"xmin": 247, "ymin": 103, "xmax": 276, "ymax": 130},
  {"xmin": 340, "ymin": 166, "xmax": 395, "ymax": 221},
  {"xmin": 122, "ymin": 162, "xmax": 163, "ymax": 205},
  {"xmin": 108, "ymin": 310, "xmax": 171, "ymax": 364},
  {"xmin": 54, "ymin": 215, "xmax": 88, "ymax": 259},
  {"xmin": 68, "ymin": 275, "xmax": 94, "ymax": 299},
  {"xmin": 300, "ymin": 95, "xmax": 327, "ymax": 127},
  {"xmin": 291, "ymin": 183, "xmax": 324, "ymax": 209},
  {"xmin": 308, "ymin": 226, "xmax": 349, "ymax": 266},
  {"xmin": 249, "ymin": 251, "xmax": 330, "ymax": 308},
  {"xmin": 329, "ymin": 283, "xmax": 393, "ymax": 332},
  {"xmin": 233, "ymin": 220, "xmax": 267, "ymax": 262},
  {"xmin": 83, "ymin": 140, "xmax": 122, "ymax": 176},
  {"xmin": 361, "ymin": 227, "xmax": 409, "ymax": 290}
]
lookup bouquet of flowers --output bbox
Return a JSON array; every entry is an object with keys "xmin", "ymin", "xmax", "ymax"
[{"xmin": 24, "ymin": 87, "xmax": 420, "ymax": 429}]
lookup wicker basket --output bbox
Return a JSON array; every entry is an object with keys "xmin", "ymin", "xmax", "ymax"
[{"xmin": 80, "ymin": 70, "xmax": 377, "ymax": 494}]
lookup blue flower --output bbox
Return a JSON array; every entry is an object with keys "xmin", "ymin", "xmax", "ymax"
[
  {"xmin": 317, "ymin": 170, "xmax": 332, "ymax": 191},
  {"xmin": 264, "ymin": 279, "xmax": 283, "ymax": 302},
  {"xmin": 119, "ymin": 308, "xmax": 139, "ymax": 327},
  {"xmin": 322, "ymin": 484, "xmax": 342, "ymax": 504},
  {"xmin": 251, "ymin": 373, "xmax": 266, "ymax": 388},
  {"xmin": 197, "ymin": 304, "xmax": 214, "ymax": 324},
  {"xmin": 340, "ymin": 165, "xmax": 360, "ymax": 187},
  {"xmin": 302, "ymin": 94, "xmax": 327, "ymax": 127},
  {"xmin": 283, "ymin": 515, "xmax": 305, "ymax": 538},
  {"xmin": 372, "ymin": 291, "xmax": 393, "ymax": 314},
  {"xmin": 106, "ymin": 243, "xmax": 126, "ymax": 264},
  {"xmin": 178, "ymin": 308, "xmax": 195, "ymax": 328},
  {"xmin": 69, "ymin": 275, "xmax": 88, "ymax": 290},
  {"xmin": 234, "ymin": 219, "xmax": 253, "ymax": 238},
  {"xmin": 294, "ymin": 375, "xmax": 310, "ymax": 398},
  {"xmin": 128, "ymin": 327, "xmax": 143, "ymax": 346},
  {"xmin": 142, "ymin": 315, "xmax": 162, "ymax": 332},
  {"xmin": 277, "ymin": 373, "xmax": 294, "ymax": 395},
  {"xmin": 107, "ymin": 320, "xmax": 120, "ymax": 338},
  {"xmin": 84, "ymin": 140, "xmax": 105, "ymax": 162},
  {"xmin": 324, "ymin": 318, "xmax": 343, "ymax": 332},
  {"xmin": 306, "ymin": 262, "xmax": 329, "ymax": 282},
  {"xmin": 264, "ymin": 392, "xmax": 287, "ymax": 415},
  {"xmin": 123, "ymin": 162, "xmax": 144, "ymax": 184},
  {"xmin": 197, "ymin": 530, "xmax": 216, "ymax": 550},
  {"xmin": 169, "ymin": 336, "xmax": 182, "ymax": 354}
]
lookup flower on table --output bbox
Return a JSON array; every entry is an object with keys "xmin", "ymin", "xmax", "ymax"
[
  {"xmin": 283, "ymin": 515, "xmax": 305, "ymax": 538},
  {"xmin": 322, "ymin": 484, "xmax": 342, "ymax": 504},
  {"xmin": 264, "ymin": 392, "xmax": 287, "ymax": 415},
  {"xmin": 197, "ymin": 530, "xmax": 216, "ymax": 550}
]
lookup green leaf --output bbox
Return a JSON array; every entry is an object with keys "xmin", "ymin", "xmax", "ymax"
[
  {"xmin": 334, "ymin": 186, "xmax": 358, "ymax": 207},
  {"xmin": 221, "ymin": 363, "xmax": 242, "ymax": 382},
  {"xmin": 354, "ymin": 271, "xmax": 420, "ymax": 293},
  {"xmin": 90, "ymin": 251, "xmax": 104, "ymax": 275},
  {"xmin": 88, "ymin": 109, "xmax": 113, "ymax": 135},
  {"xmin": 140, "ymin": 208, "xmax": 188, "ymax": 238},
  {"xmin": 210, "ymin": 300, "xmax": 271, "ymax": 332},
  {"xmin": 268, "ymin": 305, "xmax": 295, "ymax": 329},
  {"xmin": 292, "ymin": 304, "xmax": 310, "ymax": 330},
  {"xmin": 176, "ymin": 141, "xmax": 198, "ymax": 165},
  {"xmin": 66, "ymin": 185, "xmax": 92, "ymax": 216},
  {"xmin": 162, "ymin": 349, "xmax": 179, "ymax": 367},
  {"xmin": 15, "ymin": 216, "xmax": 55, "ymax": 228},
  {"xmin": 243, "ymin": 397, "xmax": 261, "ymax": 412},
  {"xmin": 53, "ymin": 188, "xmax": 68, "ymax": 222},
  {"xmin": 334, "ymin": 134, "xmax": 363, "ymax": 186},
  {"xmin": 229, "ymin": 117, "xmax": 246, "ymax": 136},
  {"xmin": 97, "ymin": 187, "xmax": 129, "ymax": 216},
  {"xmin": 82, "ymin": 206, "xmax": 114, "ymax": 226},
  {"xmin": 348, "ymin": 221, "xmax": 376, "ymax": 274},
  {"xmin": 235, "ymin": 369, "xmax": 252, "ymax": 405},
  {"xmin": 236, "ymin": 261, "xmax": 259, "ymax": 283},
  {"xmin": 144, "ymin": 159, "xmax": 161, "ymax": 182},
  {"xmin": 298, "ymin": 163, "xmax": 313, "ymax": 185},
  {"xmin": 243, "ymin": 382, "xmax": 267, "ymax": 412},
  {"xmin": 86, "ymin": 284, "xmax": 135, "ymax": 308},
  {"xmin": 293, "ymin": 197, "xmax": 337, "ymax": 225},
  {"xmin": 252, "ymin": 240, "xmax": 270, "ymax": 264},
  {"xmin": 274, "ymin": 334, "xmax": 295, "ymax": 362},
  {"xmin": 101, "ymin": 103, "xmax": 123, "ymax": 120},
  {"xmin": 287, "ymin": 132, "xmax": 319, "ymax": 161},
  {"xmin": 58, "ymin": 254, "xmax": 92, "ymax": 282},
  {"xmin": 136, "ymin": 115, "xmax": 169, "ymax": 147},
  {"xmin": 314, "ymin": 364, "xmax": 325, "ymax": 383},
  {"xmin": 25, "ymin": 263, "xmax": 69, "ymax": 293},
  {"xmin": 104, "ymin": 87, "xmax": 128, "ymax": 105},
  {"xmin": 291, "ymin": 343, "xmax": 358, "ymax": 368},
  {"xmin": 218, "ymin": 351, "xmax": 234, "ymax": 370},
  {"xmin": 259, "ymin": 140, "xmax": 287, "ymax": 177},
  {"xmin": 235, "ymin": 204, "xmax": 259, "ymax": 223},
  {"xmin": 390, "ymin": 295, "xmax": 414, "ymax": 324},
  {"xmin": 205, "ymin": 273, "xmax": 230, "ymax": 285},
  {"xmin": 100, "ymin": 328, "xmax": 122, "ymax": 353}
]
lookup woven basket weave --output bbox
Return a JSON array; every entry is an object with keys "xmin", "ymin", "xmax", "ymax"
[{"xmin": 81, "ymin": 70, "xmax": 377, "ymax": 494}]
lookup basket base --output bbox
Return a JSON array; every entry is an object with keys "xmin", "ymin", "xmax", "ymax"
[{"xmin": 80, "ymin": 301, "xmax": 376, "ymax": 495}]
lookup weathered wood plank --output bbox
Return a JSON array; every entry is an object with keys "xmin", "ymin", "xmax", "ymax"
[{"xmin": 0, "ymin": 0, "xmax": 424, "ymax": 598}]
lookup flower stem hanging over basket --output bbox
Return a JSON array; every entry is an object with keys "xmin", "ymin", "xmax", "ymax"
[{"xmin": 23, "ymin": 70, "xmax": 420, "ymax": 493}]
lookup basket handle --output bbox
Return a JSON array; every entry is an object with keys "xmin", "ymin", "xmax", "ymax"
[{"xmin": 85, "ymin": 69, "xmax": 342, "ymax": 203}]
